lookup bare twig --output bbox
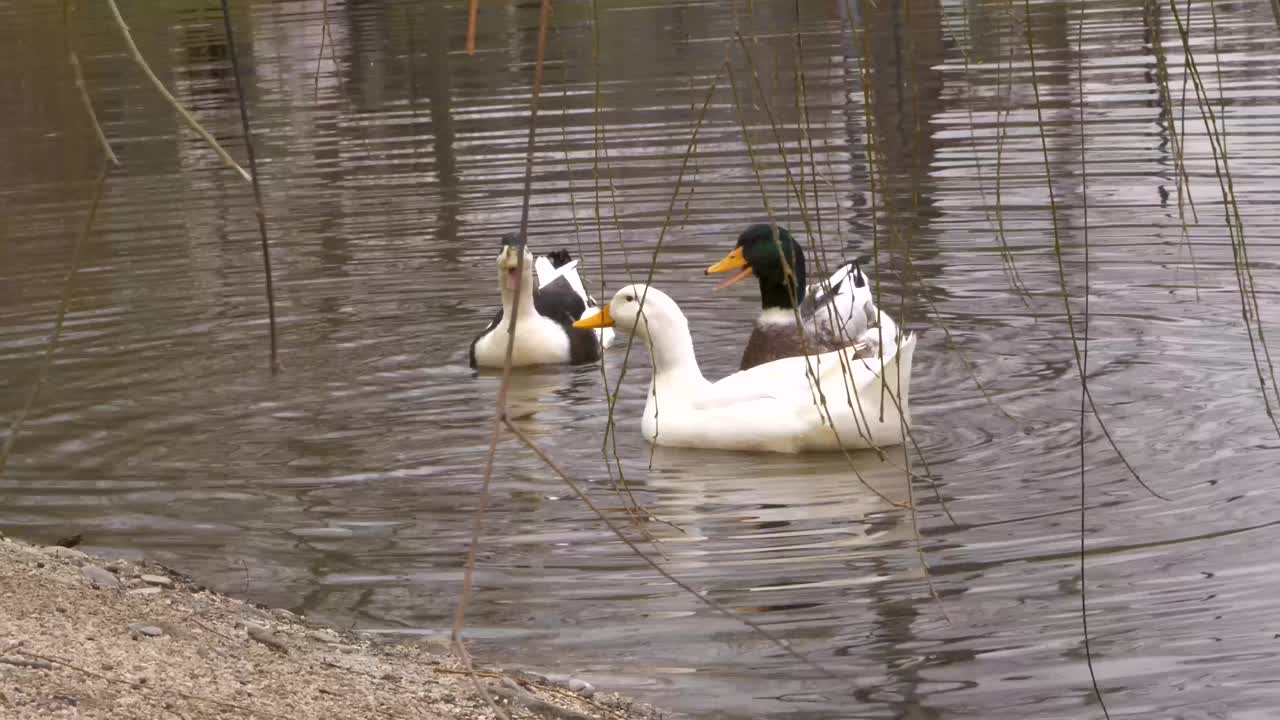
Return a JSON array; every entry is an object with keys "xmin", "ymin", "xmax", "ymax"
[
  {"xmin": 313, "ymin": 0, "xmax": 329, "ymax": 98},
  {"xmin": 246, "ymin": 625, "xmax": 289, "ymax": 654},
  {"xmin": 105, "ymin": 0, "xmax": 251, "ymax": 183},
  {"xmin": 0, "ymin": 162, "xmax": 108, "ymax": 476},
  {"xmin": 1168, "ymin": 0, "xmax": 1280, "ymax": 438},
  {"xmin": 437, "ymin": 667, "xmax": 632, "ymax": 720},
  {"xmin": 452, "ymin": 0, "xmax": 553, "ymax": 648},
  {"xmin": 218, "ymin": 0, "xmax": 281, "ymax": 373},
  {"xmin": 62, "ymin": 0, "xmax": 118, "ymax": 165},
  {"xmin": 189, "ymin": 617, "xmax": 237, "ymax": 643},
  {"xmin": 601, "ymin": 60, "xmax": 725, "ymax": 509},
  {"xmin": 451, "ymin": 3, "xmax": 555, "ymax": 719},
  {"xmin": 0, "ymin": 656, "xmax": 53, "ymax": 670},
  {"xmin": 490, "ymin": 678, "xmax": 595, "ymax": 720},
  {"xmin": 1075, "ymin": 1, "xmax": 1109, "ymax": 713},
  {"xmin": 467, "ymin": 0, "xmax": 480, "ymax": 55},
  {"xmin": 1022, "ymin": 0, "xmax": 1164, "ymax": 500}
]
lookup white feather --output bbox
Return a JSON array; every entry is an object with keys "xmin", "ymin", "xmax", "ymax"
[{"xmin": 806, "ymin": 262, "xmax": 876, "ymax": 340}]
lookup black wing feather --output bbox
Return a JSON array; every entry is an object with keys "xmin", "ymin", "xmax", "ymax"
[{"xmin": 534, "ymin": 276, "xmax": 600, "ymax": 364}]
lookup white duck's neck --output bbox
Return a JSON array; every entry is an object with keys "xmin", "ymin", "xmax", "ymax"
[{"xmin": 639, "ymin": 310, "xmax": 707, "ymax": 392}]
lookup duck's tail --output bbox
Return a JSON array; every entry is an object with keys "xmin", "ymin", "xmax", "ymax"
[{"xmin": 817, "ymin": 331, "xmax": 915, "ymax": 449}]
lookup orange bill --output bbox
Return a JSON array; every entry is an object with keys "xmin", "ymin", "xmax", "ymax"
[
  {"xmin": 705, "ymin": 247, "xmax": 753, "ymax": 289},
  {"xmin": 573, "ymin": 306, "xmax": 614, "ymax": 329}
]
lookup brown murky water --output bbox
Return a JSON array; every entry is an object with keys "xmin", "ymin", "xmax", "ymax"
[{"xmin": 5, "ymin": 0, "xmax": 1280, "ymax": 717}]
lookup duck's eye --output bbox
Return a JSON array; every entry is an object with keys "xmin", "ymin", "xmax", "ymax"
[{"xmin": 624, "ymin": 294, "xmax": 634, "ymax": 302}]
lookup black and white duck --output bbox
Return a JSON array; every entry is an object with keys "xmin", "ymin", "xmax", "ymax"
[
  {"xmin": 469, "ymin": 233, "xmax": 614, "ymax": 369},
  {"xmin": 705, "ymin": 223, "xmax": 898, "ymax": 370}
]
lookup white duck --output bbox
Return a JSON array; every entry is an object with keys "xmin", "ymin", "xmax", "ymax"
[
  {"xmin": 469, "ymin": 234, "xmax": 614, "ymax": 369},
  {"xmin": 574, "ymin": 284, "xmax": 915, "ymax": 453}
]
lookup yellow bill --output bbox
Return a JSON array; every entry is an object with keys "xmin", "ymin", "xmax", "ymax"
[
  {"xmin": 573, "ymin": 306, "xmax": 614, "ymax": 329},
  {"xmin": 705, "ymin": 247, "xmax": 753, "ymax": 289}
]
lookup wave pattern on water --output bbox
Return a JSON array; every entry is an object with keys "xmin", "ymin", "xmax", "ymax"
[{"xmin": 4, "ymin": 0, "xmax": 1280, "ymax": 717}]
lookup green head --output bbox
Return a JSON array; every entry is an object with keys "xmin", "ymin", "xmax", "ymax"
[{"xmin": 734, "ymin": 223, "xmax": 807, "ymax": 310}]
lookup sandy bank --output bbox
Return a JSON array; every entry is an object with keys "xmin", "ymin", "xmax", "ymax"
[{"xmin": 0, "ymin": 531, "xmax": 666, "ymax": 719}]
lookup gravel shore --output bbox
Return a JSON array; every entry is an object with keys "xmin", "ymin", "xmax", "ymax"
[{"xmin": 0, "ymin": 531, "xmax": 667, "ymax": 719}]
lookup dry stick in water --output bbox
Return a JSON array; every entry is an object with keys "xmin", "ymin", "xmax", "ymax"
[
  {"xmin": 451, "ymin": 3, "xmax": 553, "ymax": 719},
  {"xmin": 314, "ymin": 0, "xmax": 330, "ymax": 99},
  {"xmin": 1074, "ymin": 2, "xmax": 1111, "ymax": 716},
  {"xmin": 309, "ymin": 0, "xmax": 372, "ymax": 157},
  {"xmin": 1145, "ymin": 0, "xmax": 1201, "ymax": 274},
  {"xmin": 503, "ymin": 418, "xmax": 843, "ymax": 682},
  {"xmin": 219, "ymin": 0, "xmax": 281, "ymax": 374},
  {"xmin": 467, "ymin": 0, "xmax": 480, "ymax": 55},
  {"xmin": 62, "ymin": 0, "xmax": 118, "ymax": 166},
  {"xmin": 105, "ymin": 0, "xmax": 250, "ymax": 183},
  {"xmin": 0, "ymin": 163, "xmax": 108, "ymax": 476}
]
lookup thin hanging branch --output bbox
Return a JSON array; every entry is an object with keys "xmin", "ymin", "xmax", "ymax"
[
  {"xmin": 516, "ymin": 1, "xmax": 551, "ymax": 237},
  {"xmin": 105, "ymin": 0, "xmax": 251, "ymax": 183},
  {"xmin": 0, "ymin": 163, "xmax": 109, "ymax": 476},
  {"xmin": 219, "ymin": 0, "xmax": 281, "ymax": 374},
  {"xmin": 314, "ymin": 0, "xmax": 330, "ymax": 98},
  {"xmin": 6, "ymin": 1, "xmax": 123, "ymax": 475},
  {"xmin": 451, "ymin": 7, "xmax": 552, "ymax": 718},
  {"xmin": 1074, "ymin": 0, "xmax": 1110, "ymax": 714},
  {"xmin": 503, "ymin": 419, "xmax": 843, "ymax": 681},
  {"xmin": 62, "ymin": 0, "xmax": 118, "ymax": 166},
  {"xmin": 1168, "ymin": 0, "xmax": 1280, "ymax": 438},
  {"xmin": 1022, "ymin": 0, "xmax": 1165, "ymax": 501}
]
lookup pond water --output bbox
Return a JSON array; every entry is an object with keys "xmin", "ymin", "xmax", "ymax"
[{"xmin": 4, "ymin": 0, "xmax": 1280, "ymax": 717}]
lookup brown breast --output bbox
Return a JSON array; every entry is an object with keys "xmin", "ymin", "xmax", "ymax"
[{"xmin": 739, "ymin": 324, "xmax": 861, "ymax": 370}]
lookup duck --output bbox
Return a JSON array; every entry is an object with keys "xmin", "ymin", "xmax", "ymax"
[
  {"xmin": 705, "ymin": 223, "xmax": 897, "ymax": 370},
  {"xmin": 469, "ymin": 234, "xmax": 614, "ymax": 369},
  {"xmin": 573, "ymin": 284, "xmax": 915, "ymax": 453}
]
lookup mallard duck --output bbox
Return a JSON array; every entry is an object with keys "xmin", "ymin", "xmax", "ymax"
[
  {"xmin": 469, "ymin": 234, "xmax": 614, "ymax": 369},
  {"xmin": 574, "ymin": 284, "xmax": 915, "ymax": 453},
  {"xmin": 706, "ymin": 224, "xmax": 897, "ymax": 370}
]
